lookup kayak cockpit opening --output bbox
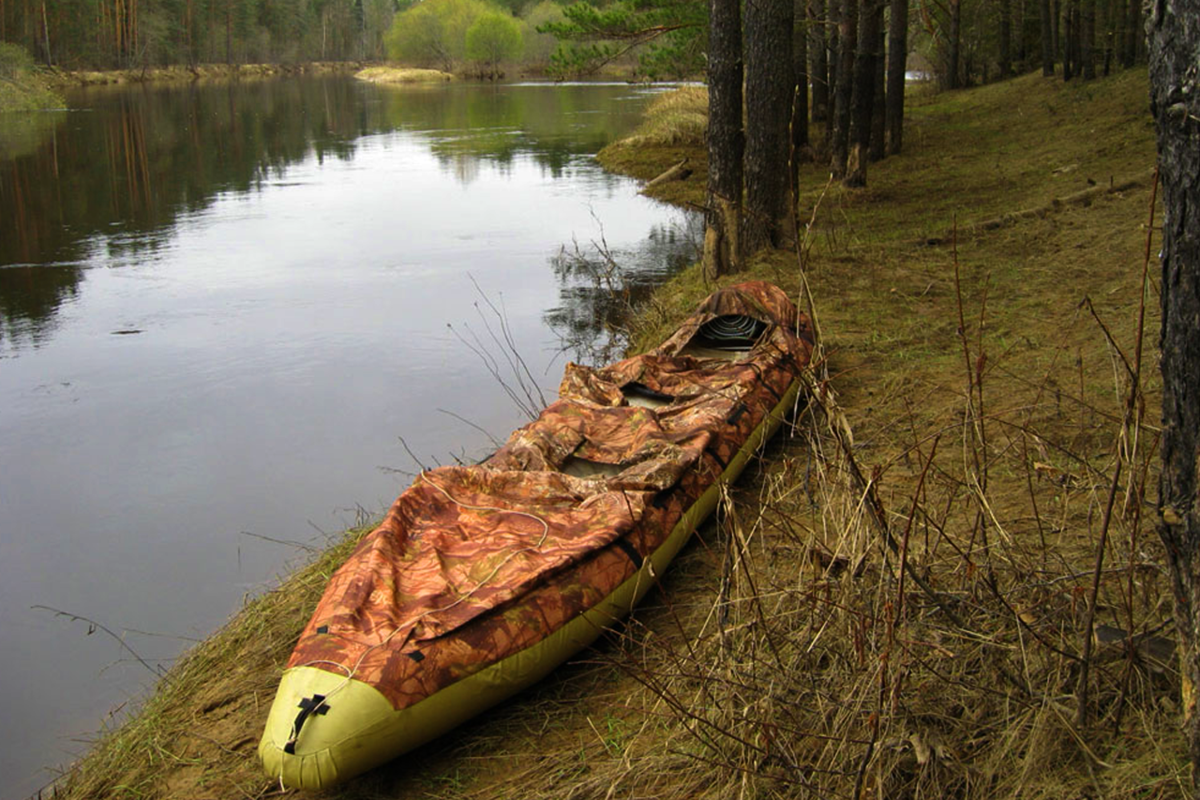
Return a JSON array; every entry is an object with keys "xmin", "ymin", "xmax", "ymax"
[
  {"xmin": 620, "ymin": 382, "xmax": 674, "ymax": 409},
  {"xmin": 560, "ymin": 456, "xmax": 624, "ymax": 480},
  {"xmin": 679, "ymin": 314, "xmax": 768, "ymax": 361}
]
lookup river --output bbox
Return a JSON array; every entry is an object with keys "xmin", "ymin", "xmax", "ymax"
[{"xmin": 0, "ymin": 75, "xmax": 699, "ymax": 799}]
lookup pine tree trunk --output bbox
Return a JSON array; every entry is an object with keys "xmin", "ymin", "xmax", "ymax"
[
  {"xmin": 810, "ymin": 0, "xmax": 830, "ymax": 123},
  {"xmin": 743, "ymin": 0, "xmax": 793, "ymax": 254},
  {"xmin": 1103, "ymin": 0, "xmax": 1114, "ymax": 76},
  {"xmin": 1053, "ymin": 0, "xmax": 1060, "ymax": 61},
  {"xmin": 869, "ymin": 20, "xmax": 885, "ymax": 161},
  {"xmin": 703, "ymin": 0, "xmax": 743, "ymax": 278},
  {"xmin": 1080, "ymin": 0, "xmax": 1094, "ymax": 78},
  {"xmin": 845, "ymin": 0, "xmax": 878, "ymax": 186},
  {"xmin": 885, "ymin": 0, "xmax": 907, "ymax": 153},
  {"xmin": 1018, "ymin": 0, "xmax": 1027, "ymax": 64},
  {"xmin": 829, "ymin": 0, "xmax": 856, "ymax": 177},
  {"xmin": 825, "ymin": 0, "xmax": 840, "ymax": 152},
  {"xmin": 1122, "ymin": 0, "xmax": 1138, "ymax": 66},
  {"xmin": 945, "ymin": 0, "xmax": 961, "ymax": 88},
  {"xmin": 999, "ymin": 0, "xmax": 1012, "ymax": 77},
  {"xmin": 793, "ymin": 0, "xmax": 810, "ymax": 157},
  {"xmin": 1040, "ymin": 0, "xmax": 1054, "ymax": 74},
  {"xmin": 1149, "ymin": 1, "xmax": 1200, "ymax": 793},
  {"xmin": 1063, "ymin": 2, "xmax": 1074, "ymax": 79}
]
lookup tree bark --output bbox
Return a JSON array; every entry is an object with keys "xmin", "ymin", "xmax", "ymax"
[
  {"xmin": 999, "ymin": 0, "xmax": 1012, "ymax": 77},
  {"xmin": 1063, "ymin": 0, "xmax": 1074, "ymax": 80},
  {"xmin": 885, "ymin": 0, "xmax": 907, "ymax": 153},
  {"xmin": 845, "ymin": 0, "xmax": 878, "ymax": 186},
  {"xmin": 1080, "ymin": 0, "xmax": 1094, "ymax": 78},
  {"xmin": 1122, "ymin": 0, "xmax": 1138, "ymax": 67},
  {"xmin": 945, "ymin": 0, "xmax": 961, "ymax": 89},
  {"xmin": 793, "ymin": 0, "xmax": 810, "ymax": 157},
  {"xmin": 1149, "ymin": 0, "xmax": 1200, "ymax": 794},
  {"xmin": 702, "ymin": 0, "xmax": 743, "ymax": 278},
  {"xmin": 1053, "ymin": 0, "xmax": 1060, "ymax": 61},
  {"xmin": 810, "ymin": 0, "xmax": 830, "ymax": 123},
  {"xmin": 829, "ymin": 0, "xmax": 856, "ymax": 177},
  {"xmin": 1039, "ymin": 0, "xmax": 1054, "ymax": 74},
  {"xmin": 869, "ymin": 19, "xmax": 885, "ymax": 161},
  {"xmin": 743, "ymin": 0, "xmax": 795, "ymax": 253}
]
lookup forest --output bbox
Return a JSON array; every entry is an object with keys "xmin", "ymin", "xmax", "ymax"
[{"xmin": 0, "ymin": 0, "xmax": 1150, "ymax": 83}]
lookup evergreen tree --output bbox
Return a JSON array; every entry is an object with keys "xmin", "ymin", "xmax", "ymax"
[
  {"xmin": 702, "ymin": 0, "xmax": 741, "ymax": 277},
  {"xmin": 1149, "ymin": 1, "xmax": 1200, "ymax": 794},
  {"xmin": 742, "ymin": 0, "xmax": 793, "ymax": 252}
]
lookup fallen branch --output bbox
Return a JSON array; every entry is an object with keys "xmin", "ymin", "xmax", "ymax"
[{"xmin": 917, "ymin": 169, "xmax": 1155, "ymax": 246}]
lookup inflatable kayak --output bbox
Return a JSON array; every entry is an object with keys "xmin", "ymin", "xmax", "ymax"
[{"xmin": 259, "ymin": 281, "xmax": 814, "ymax": 788}]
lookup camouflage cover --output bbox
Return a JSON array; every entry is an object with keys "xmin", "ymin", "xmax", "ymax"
[{"xmin": 286, "ymin": 281, "xmax": 813, "ymax": 711}]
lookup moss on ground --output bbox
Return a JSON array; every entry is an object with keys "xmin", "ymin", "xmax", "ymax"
[{"xmin": 53, "ymin": 68, "xmax": 1182, "ymax": 800}]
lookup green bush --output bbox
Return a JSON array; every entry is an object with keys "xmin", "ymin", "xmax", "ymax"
[
  {"xmin": 0, "ymin": 42, "xmax": 36, "ymax": 80},
  {"xmin": 466, "ymin": 12, "xmax": 523, "ymax": 73},
  {"xmin": 385, "ymin": 0, "xmax": 493, "ymax": 71}
]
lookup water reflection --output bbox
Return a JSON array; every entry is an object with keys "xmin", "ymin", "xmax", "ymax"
[
  {"xmin": 546, "ymin": 215, "xmax": 703, "ymax": 364},
  {"xmin": 0, "ymin": 77, "xmax": 698, "ymax": 799},
  {"xmin": 0, "ymin": 79, "xmax": 670, "ymax": 352}
]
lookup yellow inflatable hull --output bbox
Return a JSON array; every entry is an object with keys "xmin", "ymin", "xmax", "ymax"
[{"xmin": 258, "ymin": 378, "xmax": 800, "ymax": 789}]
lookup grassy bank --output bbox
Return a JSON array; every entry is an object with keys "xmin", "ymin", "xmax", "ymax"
[
  {"xmin": 52, "ymin": 67, "xmax": 1176, "ymax": 799},
  {"xmin": 43, "ymin": 60, "xmax": 366, "ymax": 88},
  {"xmin": 0, "ymin": 44, "xmax": 64, "ymax": 111},
  {"xmin": 354, "ymin": 66, "xmax": 456, "ymax": 84}
]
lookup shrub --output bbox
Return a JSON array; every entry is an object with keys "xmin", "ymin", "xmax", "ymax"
[
  {"xmin": 0, "ymin": 42, "xmax": 36, "ymax": 80},
  {"xmin": 465, "ymin": 11, "xmax": 523, "ymax": 74},
  {"xmin": 385, "ymin": 0, "xmax": 492, "ymax": 71}
]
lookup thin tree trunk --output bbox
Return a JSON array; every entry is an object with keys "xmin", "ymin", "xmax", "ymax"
[
  {"xmin": 999, "ymin": 0, "xmax": 1012, "ymax": 77},
  {"xmin": 1122, "ymin": 0, "xmax": 1138, "ymax": 66},
  {"xmin": 1053, "ymin": 0, "xmax": 1060, "ymax": 61},
  {"xmin": 1040, "ymin": 0, "xmax": 1054, "ymax": 74},
  {"xmin": 1103, "ymin": 0, "xmax": 1114, "ymax": 75},
  {"xmin": 945, "ymin": 0, "xmax": 961, "ymax": 89},
  {"xmin": 885, "ymin": 0, "xmax": 907, "ymax": 153},
  {"xmin": 810, "ymin": 0, "xmax": 830, "ymax": 123},
  {"xmin": 1080, "ymin": 0, "xmax": 1094, "ymax": 78},
  {"xmin": 702, "ymin": 0, "xmax": 743, "ymax": 278},
  {"xmin": 743, "ymin": 0, "xmax": 795, "ymax": 252},
  {"xmin": 793, "ymin": 0, "xmax": 810, "ymax": 157},
  {"xmin": 829, "ymin": 0, "xmax": 856, "ymax": 177},
  {"xmin": 846, "ymin": 0, "xmax": 878, "ymax": 186},
  {"xmin": 40, "ymin": 0, "xmax": 50, "ymax": 65},
  {"xmin": 1063, "ymin": 1, "xmax": 1074, "ymax": 79},
  {"xmin": 1149, "ymin": 0, "xmax": 1200, "ymax": 791}
]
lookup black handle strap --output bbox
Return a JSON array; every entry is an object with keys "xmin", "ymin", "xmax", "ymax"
[{"xmin": 283, "ymin": 694, "xmax": 330, "ymax": 755}]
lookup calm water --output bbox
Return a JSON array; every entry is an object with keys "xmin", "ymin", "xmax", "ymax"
[{"xmin": 0, "ymin": 76, "xmax": 698, "ymax": 798}]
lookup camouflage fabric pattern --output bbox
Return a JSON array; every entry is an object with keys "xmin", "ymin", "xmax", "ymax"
[{"xmin": 287, "ymin": 281, "xmax": 813, "ymax": 710}]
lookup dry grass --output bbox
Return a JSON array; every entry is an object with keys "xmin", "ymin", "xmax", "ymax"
[
  {"xmin": 618, "ymin": 85, "xmax": 708, "ymax": 147},
  {"xmin": 51, "ymin": 67, "xmax": 1181, "ymax": 800},
  {"xmin": 354, "ymin": 66, "xmax": 455, "ymax": 84}
]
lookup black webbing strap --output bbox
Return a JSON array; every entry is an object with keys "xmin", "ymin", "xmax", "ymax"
[
  {"xmin": 283, "ymin": 694, "xmax": 330, "ymax": 755},
  {"xmin": 615, "ymin": 538, "xmax": 645, "ymax": 570}
]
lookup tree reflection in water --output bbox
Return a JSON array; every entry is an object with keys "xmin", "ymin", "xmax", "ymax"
[
  {"xmin": 546, "ymin": 214, "xmax": 702, "ymax": 366},
  {"xmin": 0, "ymin": 78, "xmax": 688, "ymax": 353}
]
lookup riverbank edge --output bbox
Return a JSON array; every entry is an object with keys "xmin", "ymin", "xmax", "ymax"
[
  {"xmin": 43, "ymin": 60, "xmax": 368, "ymax": 88},
  {"xmin": 0, "ymin": 70, "xmax": 65, "ymax": 111},
  {"xmin": 41, "ymin": 60, "xmax": 644, "ymax": 89}
]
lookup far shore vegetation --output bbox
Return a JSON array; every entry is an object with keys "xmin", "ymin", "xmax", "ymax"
[
  {"xmin": 46, "ymin": 66, "xmax": 1183, "ymax": 800},
  {"xmin": 354, "ymin": 66, "xmax": 455, "ymax": 84},
  {"xmin": 0, "ymin": 43, "xmax": 64, "ymax": 111}
]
